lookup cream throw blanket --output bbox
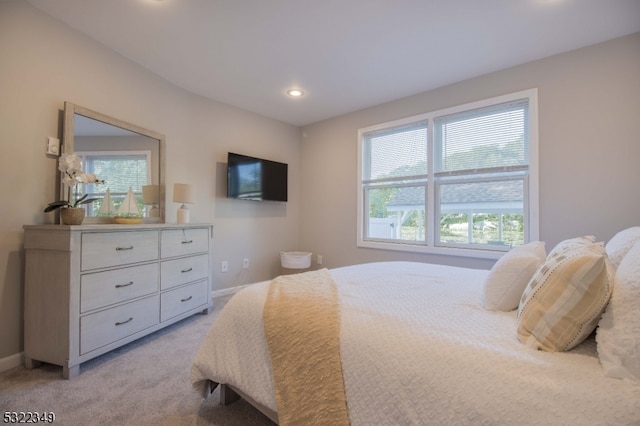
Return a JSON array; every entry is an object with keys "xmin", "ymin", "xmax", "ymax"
[{"xmin": 263, "ymin": 269, "xmax": 350, "ymax": 426}]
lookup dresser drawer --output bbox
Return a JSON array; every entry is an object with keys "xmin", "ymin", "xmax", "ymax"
[
  {"xmin": 160, "ymin": 254, "xmax": 208, "ymax": 291},
  {"xmin": 160, "ymin": 280, "xmax": 208, "ymax": 322},
  {"xmin": 80, "ymin": 263, "xmax": 159, "ymax": 313},
  {"xmin": 80, "ymin": 295, "xmax": 159, "ymax": 355},
  {"xmin": 161, "ymin": 228, "xmax": 209, "ymax": 259},
  {"xmin": 82, "ymin": 231, "xmax": 159, "ymax": 271}
]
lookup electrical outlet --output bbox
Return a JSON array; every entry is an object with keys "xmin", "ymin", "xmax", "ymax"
[
  {"xmin": 221, "ymin": 260, "xmax": 228, "ymax": 272},
  {"xmin": 317, "ymin": 254, "xmax": 323, "ymax": 265},
  {"xmin": 243, "ymin": 258, "xmax": 249, "ymax": 269}
]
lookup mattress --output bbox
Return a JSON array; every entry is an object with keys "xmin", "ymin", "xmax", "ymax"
[{"xmin": 191, "ymin": 261, "xmax": 640, "ymax": 425}]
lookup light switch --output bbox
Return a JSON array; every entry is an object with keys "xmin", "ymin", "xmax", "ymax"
[{"xmin": 47, "ymin": 137, "xmax": 60, "ymax": 156}]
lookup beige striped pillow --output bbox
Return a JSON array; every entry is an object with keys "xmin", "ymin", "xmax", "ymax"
[
  {"xmin": 546, "ymin": 235, "xmax": 595, "ymax": 259},
  {"xmin": 517, "ymin": 241, "xmax": 613, "ymax": 352}
]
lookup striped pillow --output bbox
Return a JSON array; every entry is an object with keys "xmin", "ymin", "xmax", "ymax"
[
  {"xmin": 546, "ymin": 235, "xmax": 595, "ymax": 258},
  {"xmin": 517, "ymin": 241, "xmax": 613, "ymax": 352},
  {"xmin": 519, "ymin": 236, "xmax": 596, "ymax": 305}
]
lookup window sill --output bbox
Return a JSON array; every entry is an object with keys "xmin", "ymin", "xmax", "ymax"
[{"xmin": 358, "ymin": 240, "xmax": 505, "ymax": 260}]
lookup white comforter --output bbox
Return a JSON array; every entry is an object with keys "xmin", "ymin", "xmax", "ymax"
[{"xmin": 192, "ymin": 261, "xmax": 640, "ymax": 425}]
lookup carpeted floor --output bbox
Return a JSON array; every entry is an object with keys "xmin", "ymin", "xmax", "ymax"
[{"xmin": 0, "ymin": 295, "xmax": 276, "ymax": 426}]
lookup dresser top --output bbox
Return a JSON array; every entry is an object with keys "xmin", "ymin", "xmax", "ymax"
[{"xmin": 24, "ymin": 223, "xmax": 213, "ymax": 231}]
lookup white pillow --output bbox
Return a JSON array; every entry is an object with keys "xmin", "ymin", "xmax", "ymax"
[
  {"xmin": 596, "ymin": 240, "xmax": 640, "ymax": 381},
  {"xmin": 483, "ymin": 241, "xmax": 546, "ymax": 311},
  {"xmin": 517, "ymin": 240, "xmax": 612, "ymax": 352},
  {"xmin": 605, "ymin": 227, "xmax": 640, "ymax": 270}
]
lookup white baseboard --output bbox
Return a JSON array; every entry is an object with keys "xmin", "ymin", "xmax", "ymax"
[
  {"xmin": 0, "ymin": 352, "xmax": 23, "ymax": 374},
  {"xmin": 211, "ymin": 285, "xmax": 249, "ymax": 299}
]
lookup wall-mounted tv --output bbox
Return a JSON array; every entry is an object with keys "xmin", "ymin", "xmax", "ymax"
[{"xmin": 227, "ymin": 152, "xmax": 288, "ymax": 202}]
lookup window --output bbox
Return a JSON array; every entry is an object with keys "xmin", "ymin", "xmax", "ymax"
[
  {"xmin": 77, "ymin": 151, "xmax": 151, "ymax": 217},
  {"xmin": 358, "ymin": 89, "xmax": 538, "ymax": 258}
]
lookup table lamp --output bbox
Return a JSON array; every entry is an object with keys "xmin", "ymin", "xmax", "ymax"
[
  {"xmin": 173, "ymin": 183, "xmax": 194, "ymax": 224},
  {"xmin": 142, "ymin": 185, "xmax": 160, "ymax": 217}
]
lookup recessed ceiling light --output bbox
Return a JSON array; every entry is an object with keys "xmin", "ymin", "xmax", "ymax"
[{"xmin": 286, "ymin": 89, "xmax": 304, "ymax": 97}]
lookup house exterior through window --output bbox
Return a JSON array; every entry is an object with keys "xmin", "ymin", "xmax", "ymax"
[{"xmin": 357, "ymin": 89, "xmax": 538, "ymax": 259}]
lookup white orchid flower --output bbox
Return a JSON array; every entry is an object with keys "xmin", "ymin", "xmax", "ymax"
[
  {"xmin": 45, "ymin": 152, "xmax": 105, "ymax": 212},
  {"xmin": 80, "ymin": 173, "xmax": 100, "ymax": 183}
]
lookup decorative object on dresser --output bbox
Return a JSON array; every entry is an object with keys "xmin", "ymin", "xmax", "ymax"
[
  {"xmin": 44, "ymin": 153, "xmax": 104, "ymax": 225},
  {"xmin": 113, "ymin": 187, "xmax": 143, "ymax": 224},
  {"xmin": 98, "ymin": 188, "xmax": 116, "ymax": 217},
  {"xmin": 173, "ymin": 183, "xmax": 195, "ymax": 224},
  {"xmin": 142, "ymin": 184, "xmax": 160, "ymax": 218},
  {"xmin": 59, "ymin": 207, "xmax": 85, "ymax": 226},
  {"xmin": 23, "ymin": 223, "xmax": 213, "ymax": 379}
]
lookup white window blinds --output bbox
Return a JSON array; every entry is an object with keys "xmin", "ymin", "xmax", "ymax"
[
  {"xmin": 434, "ymin": 99, "xmax": 529, "ymax": 175},
  {"xmin": 83, "ymin": 153, "xmax": 150, "ymax": 194},
  {"xmin": 363, "ymin": 121, "xmax": 428, "ymax": 182}
]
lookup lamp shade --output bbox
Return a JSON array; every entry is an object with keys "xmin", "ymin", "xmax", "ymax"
[
  {"xmin": 173, "ymin": 183, "xmax": 194, "ymax": 204},
  {"xmin": 142, "ymin": 185, "xmax": 159, "ymax": 205}
]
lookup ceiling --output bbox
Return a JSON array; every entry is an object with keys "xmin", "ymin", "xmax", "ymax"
[{"xmin": 24, "ymin": 0, "xmax": 640, "ymax": 127}]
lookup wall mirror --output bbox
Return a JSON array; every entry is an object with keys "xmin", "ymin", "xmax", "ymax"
[{"xmin": 62, "ymin": 102, "xmax": 166, "ymax": 224}]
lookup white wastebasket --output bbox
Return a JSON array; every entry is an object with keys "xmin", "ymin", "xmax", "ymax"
[{"xmin": 280, "ymin": 251, "xmax": 312, "ymax": 275}]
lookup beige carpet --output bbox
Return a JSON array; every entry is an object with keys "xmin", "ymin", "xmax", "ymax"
[{"xmin": 0, "ymin": 295, "xmax": 275, "ymax": 426}]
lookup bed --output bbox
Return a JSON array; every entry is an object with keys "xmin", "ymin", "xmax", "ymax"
[{"xmin": 191, "ymin": 232, "xmax": 640, "ymax": 425}]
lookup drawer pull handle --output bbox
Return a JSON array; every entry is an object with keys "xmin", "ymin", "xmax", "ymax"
[
  {"xmin": 115, "ymin": 317, "xmax": 133, "ymax": 326},
  {"xmin": 115, "ymin": 281, "xmax": 134, "ymax": 288},
  {"xmin": 182, "ymin": 240, "xmax": 193, "ymax": 244},
  {"xmin": 181, "ymin": 268, "xmax": 193, "ymax": 273},
  {"xmin": 116, "ymin": 246, "xmax": 134, "ymax": 251},
  {"xmin": 181, "ymin": 296, "xmax": 193, "ymax": 302}
]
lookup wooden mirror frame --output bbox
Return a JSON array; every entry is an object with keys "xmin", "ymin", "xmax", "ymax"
[{"xmin": 62, "ymin": 102, "xmax": 166, "ymax": 224}]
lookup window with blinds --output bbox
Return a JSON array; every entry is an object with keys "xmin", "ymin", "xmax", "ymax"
[
  {"xmin": 77, "ymin": 151, "xmax": 151, "ymax": 217},
  {"xmin": 357, "ymin": 89, "xmax": 538, "ymax": 257},
  {"xmin": 361, "ymin": 122, "xmax": 428, "ymax": 243},
  {"xmin": 434, "ymin": 100, "xmax": 529, "ymax": 175}
]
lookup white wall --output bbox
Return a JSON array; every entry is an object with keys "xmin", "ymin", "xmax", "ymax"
[
  {"xmin": 299, "ymin": 33, "xmax": 640, "ymax": 271},
  {"xmin": 0, "ymin": 2, "xmax": 300, "ymax": 363}
]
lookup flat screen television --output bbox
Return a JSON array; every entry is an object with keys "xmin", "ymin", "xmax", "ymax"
[{"xmin": 227, "ymin": 152, "xmax": 288, "ymax": 202}]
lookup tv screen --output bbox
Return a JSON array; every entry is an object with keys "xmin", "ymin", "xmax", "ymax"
[{"xmin": 227, "ymin": 152, "xmax": 288, "ymax": 202}]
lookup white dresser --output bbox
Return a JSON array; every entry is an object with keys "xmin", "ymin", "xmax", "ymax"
[{"xmin": 22, "ymin": 223, "xmax": 213, "ymax": 379}]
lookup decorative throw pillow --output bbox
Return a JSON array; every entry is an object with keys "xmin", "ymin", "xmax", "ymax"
[
  {"xmin": 546, "ymin": 235, "xmax": 596, "ymax": 259},
  {"xmin": 596, "ymin": 240, "xmax": 640, "ymax": 381},
  {"xmin": 517, "ymin": 241, "xmax": 612, "ymax": 352},
  {"xmin": 605, "ymin": 226, "xmax": 640, "ymax": 270},
  {"xmin": 519, "ymin": 236, "xmax": 596, "ymax": 304},
  {"xmin": 483, "ymin": 241, "xmax": 546, "ymax": 311}
]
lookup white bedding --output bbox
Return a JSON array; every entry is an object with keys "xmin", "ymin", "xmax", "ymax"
[{"xmin": 191, "ymin": 261, "xmax": 640, "ymax": 425}]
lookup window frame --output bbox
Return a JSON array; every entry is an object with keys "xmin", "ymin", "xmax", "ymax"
[{"xmin": 357, "ymin": 89, "xmax": 539, "ymax": 260}]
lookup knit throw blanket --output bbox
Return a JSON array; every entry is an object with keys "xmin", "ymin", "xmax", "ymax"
[{"xmin": 263, "ymin": 269, "xmax": 350, "ymax": 426}]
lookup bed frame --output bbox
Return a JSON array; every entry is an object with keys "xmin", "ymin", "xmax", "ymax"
[{"xmin": 216, "ymin": 382, "xmax": 279, "ymax": 424}]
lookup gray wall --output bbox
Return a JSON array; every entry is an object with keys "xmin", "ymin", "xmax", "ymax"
[
  {"xmin": 299, "ymin": 33, "xmax": 640, "ymax": 271},
  {"xmin": 0, "ymin": 2, "xmax": 300, "ymax": 365}
]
